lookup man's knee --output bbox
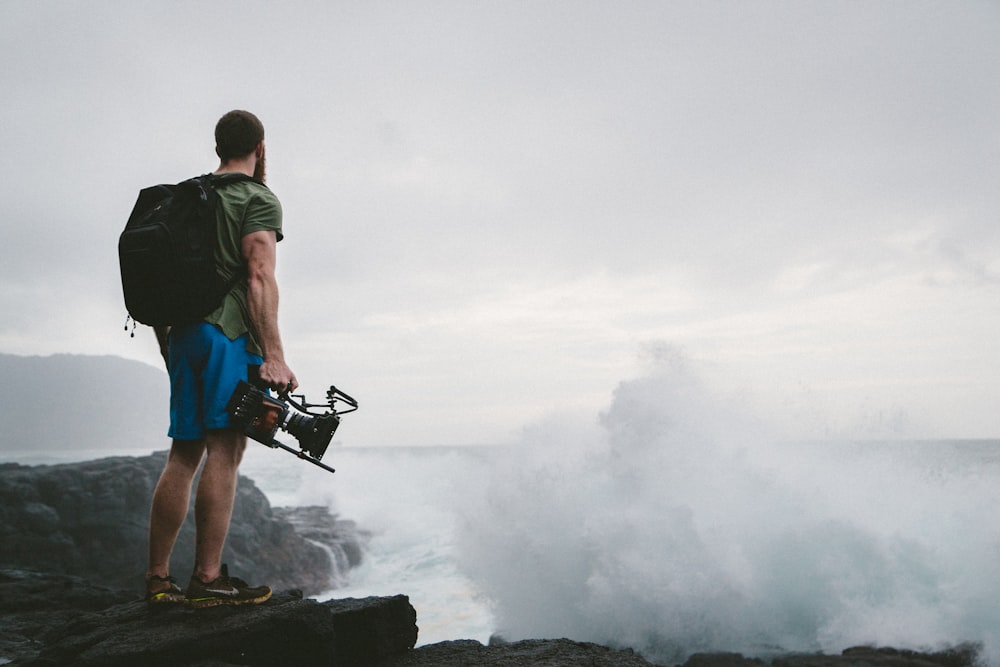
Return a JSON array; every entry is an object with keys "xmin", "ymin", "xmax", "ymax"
[
  {"xmin": 205, "ymin": 429, "xmax": 247, "ymax": 466},
  {"xmin": 164, "ymin": 439, "xmax": 206, "ymax": 476}
]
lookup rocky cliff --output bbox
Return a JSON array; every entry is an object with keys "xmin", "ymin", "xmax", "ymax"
[{"xmin": 0, "ymin": 452, "xmax": 362, "ymax": 594}]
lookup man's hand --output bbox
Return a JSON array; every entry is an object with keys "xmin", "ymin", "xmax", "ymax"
[{"xmin": 258, "ymin": 358, "xmax": 298, "ymax": 396}]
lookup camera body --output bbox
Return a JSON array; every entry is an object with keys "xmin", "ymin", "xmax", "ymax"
[
  {"xmin": 227, "ymin": 380, "xmax": 339, "ymax": 460},
  {"xmin": 226, "ymin": 378, "xmax": 357, "ymax": 474}
]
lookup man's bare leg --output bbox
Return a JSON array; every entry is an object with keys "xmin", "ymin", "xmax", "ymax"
[
  {"xmin": 192, "ymin": 428, "xmax": 247, "ymax": 583},
  {"xmin": 147, "ymin": 440, "xmax": 206, "ymax": 586}
]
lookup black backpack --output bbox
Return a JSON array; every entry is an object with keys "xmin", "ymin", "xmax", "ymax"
[{"xmin": 119, "ymin": 173, "xmax": 259, "ymax": 329}]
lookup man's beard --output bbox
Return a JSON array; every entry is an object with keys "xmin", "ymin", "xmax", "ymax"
[{"xmin": 254, "ymin": 147, "xmax": 267, "ymax": 183}]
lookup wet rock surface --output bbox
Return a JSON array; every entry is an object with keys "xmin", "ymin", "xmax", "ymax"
[
  {"xmin": 0, "ymin": 570, "xmax": 415, "ymax": 666},
  {"xmin": 377, "ymin": 642, "xmax": 980, "ymax": 667}
]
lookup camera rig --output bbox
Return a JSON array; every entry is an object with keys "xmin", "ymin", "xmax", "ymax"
[{"xmin": 225, "ymin": 375, "xmax": 358, "ymax": 474}]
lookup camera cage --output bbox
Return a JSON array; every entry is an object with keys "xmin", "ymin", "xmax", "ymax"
[
  {"xmin": 286, "ymin": 385, "xmax": 359, "ymax": 419},
  {"xmin": 226, "ymin": 378, "xmax": 358, "ymax": 475}
]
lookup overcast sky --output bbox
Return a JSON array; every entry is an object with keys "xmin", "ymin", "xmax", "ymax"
[{"xmin": 1, "ymin": 1, "xmax": 998, "ymax": 446}]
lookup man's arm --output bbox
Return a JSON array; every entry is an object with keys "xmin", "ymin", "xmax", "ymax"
[{"xmin": 242, "ymin": 229, "xmax": 298, "ymax": 393}]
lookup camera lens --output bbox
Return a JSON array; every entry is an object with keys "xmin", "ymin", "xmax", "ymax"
[
  {"xmin": 283, "ymin": 412, "xmax": 314, "ymax": 439},
  {"xmin": 283, "ymin": 411, "xmax": 339, "ymax": 459}
]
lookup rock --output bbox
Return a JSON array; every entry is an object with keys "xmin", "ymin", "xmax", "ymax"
[
  {"xmin": 0, "ymin": 569, "xmax": 416, "ymax": 666},
  {"xmin": 680, "ymin": 654, "xmax": 765, "ymax": 667},
  {"xmin": 0, "ymin": 568, "xmax": 138, "ymax": 664},
  {"xmin": 375, "ymin": 642, "xmax": 982, "ymax": 667},
  {"xmin": 770, "ymin": 644, "xmax": 981, "ymax": 667},
  {"xmin": 677, "ymin": 645, "xmax": 981, "ymax": 667},
  {"xmin": 272, "ymin": 506, "xmax": 368, "ymax": 586},
  {"xmin": 0, "ymin": 453, "xmax": 363, "ymax": 595},
  {"xmin": 376, "ymin": 637, "xmax": 663, "ymax": 666}
]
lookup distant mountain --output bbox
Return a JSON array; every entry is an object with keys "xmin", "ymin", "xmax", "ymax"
[{"xmin": 0, "ymin": 353, "xmax": 169, "ymax": 453}]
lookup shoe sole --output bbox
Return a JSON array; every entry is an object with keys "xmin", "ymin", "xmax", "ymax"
[
  {"xmin": 146, "ymin": 592, "xmax": 186, "ymax": 609},
  {"xmin": 184, "ymin": 590, "xmax": 272, "ymax": 609}
]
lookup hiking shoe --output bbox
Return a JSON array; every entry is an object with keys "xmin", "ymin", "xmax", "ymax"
[
  {"xmin": 146, "ymin": 574, "xmax": 185, "ymax": 607},
  {"xmin": 185, "ymin": 564, "xmax": 272, "ymax": 609}
]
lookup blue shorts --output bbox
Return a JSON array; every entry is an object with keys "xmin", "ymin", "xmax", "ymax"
[{"xmin": 167, "ymin": 322, "xmax": 262, "ymax": 440}]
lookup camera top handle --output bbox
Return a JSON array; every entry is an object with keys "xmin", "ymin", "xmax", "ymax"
[
  {"xmin": 285, "ymin": 385, "xmax": 358, "ymax": 416},
  {"xmin": 247, "ymin": 364, "xmax": 359, "ymax": 416}
]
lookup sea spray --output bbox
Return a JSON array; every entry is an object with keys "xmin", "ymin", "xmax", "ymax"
[
  {"xmin": 453, "ymin": 350, "xmax": 1000, "ymax": 663},
  {"xmin": 287, "ymin": 445, "xmax": 497, "ymax": 645}
]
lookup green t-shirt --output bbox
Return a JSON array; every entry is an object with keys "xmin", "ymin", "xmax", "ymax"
[{"xmin": 203, "ymin": 175, "xmax": 283, "ymax": 356}]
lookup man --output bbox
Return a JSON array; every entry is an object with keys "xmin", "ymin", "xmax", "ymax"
[{"xmin": 144, "ymin": 110, "xmax": 297, "ymax": 608}]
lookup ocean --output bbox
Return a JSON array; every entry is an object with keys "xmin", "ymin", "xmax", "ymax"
[
  {"xmin": 8, "ymin": 362, "xmax": 1000, "ymax": 664},
  {"xmin": 240, "ymin": 444, "xmax": 498, "ymax": 647},
  {"xmin": 263, "ymin": 440, "xmax": 1000, "ymax": 664}
]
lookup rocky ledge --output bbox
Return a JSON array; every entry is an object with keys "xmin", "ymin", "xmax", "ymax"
[
  {"xmin": 0, "ymin": 569, "xmax": 980, "ymax": 667},
  {"xmin": 0, "ymin": 568, "xmax": 415, "ymax": 666}
]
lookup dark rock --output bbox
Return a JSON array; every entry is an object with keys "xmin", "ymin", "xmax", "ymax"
[
  {"xmin": 678, "ymin": 644, "xmax": 981, "ymax": 667},
  {"xmin": 377, "ymin": 637, "xmax": 664, "ymax": 666},
  {"xmin": 272, "ymin": 506, "xmax": 368, "ymax": 584},
  {"xmin": 0, "ymin": 453, "xmax": 362, "ymax": 595},
  {"xmin": 680, "ymin": 653, "xmax": 764, "ymax": 666},
  {"xmin": 324, "ymin": 596, "xmax": 421, "ymax": 665},
  {"xmin": 768, "ymin": 644, "xmax": 982, "ymax": 667},
  {"xmin": 0, "ymin": 568, "xmax": 138, "ymax": 664},
  {"xmin": 840, "ymin": 645, "xmax": 982, "ymax": 667},
  {"xmin": 4, "ymin": 583, "xmax": 416, "ymax": 666}
]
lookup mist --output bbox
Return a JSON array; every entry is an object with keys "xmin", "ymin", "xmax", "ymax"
[{"xmin": 452, "ymin": 349, "xmax": 1000, "ymax": 662}]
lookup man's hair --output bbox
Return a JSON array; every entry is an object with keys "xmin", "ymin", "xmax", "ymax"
[{"xmin": 215, "ymin": 110, "xmax": 265, "ymax": 161}]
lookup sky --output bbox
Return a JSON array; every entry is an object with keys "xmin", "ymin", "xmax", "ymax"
[{"xmin": 1, "ymin": 1, "xmax": 998, "ymax": 446}]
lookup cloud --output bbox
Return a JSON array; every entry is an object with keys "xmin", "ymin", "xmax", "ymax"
[{"xmin": 2, "ymin": 1, "xmax": 999, "ymax": 443}]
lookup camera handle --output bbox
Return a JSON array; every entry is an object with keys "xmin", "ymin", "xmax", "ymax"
[
  {"xmin": 287, "ymin": 386, "xmax": 358, "ymax": 416},
  {"xmin": 264, "ymin": 437, "xmax": 336, "ymax": 474},
  {"xmin": 248, "ymin": 365, "xmax": 358, "ymax": 416}
]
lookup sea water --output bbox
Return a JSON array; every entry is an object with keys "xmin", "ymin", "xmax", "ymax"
[
  {"xmin": 240, "ymin": 444, "xmax": 497, "ymax": 647},
  {"xmin": 8, "ymin": 356, "xmax": 1000, "ymax": 663}
]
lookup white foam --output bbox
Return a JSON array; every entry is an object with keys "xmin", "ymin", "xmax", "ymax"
[{"xmin": 451, "ymin": 352, "xmax": 1000, "ymax": 663}]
